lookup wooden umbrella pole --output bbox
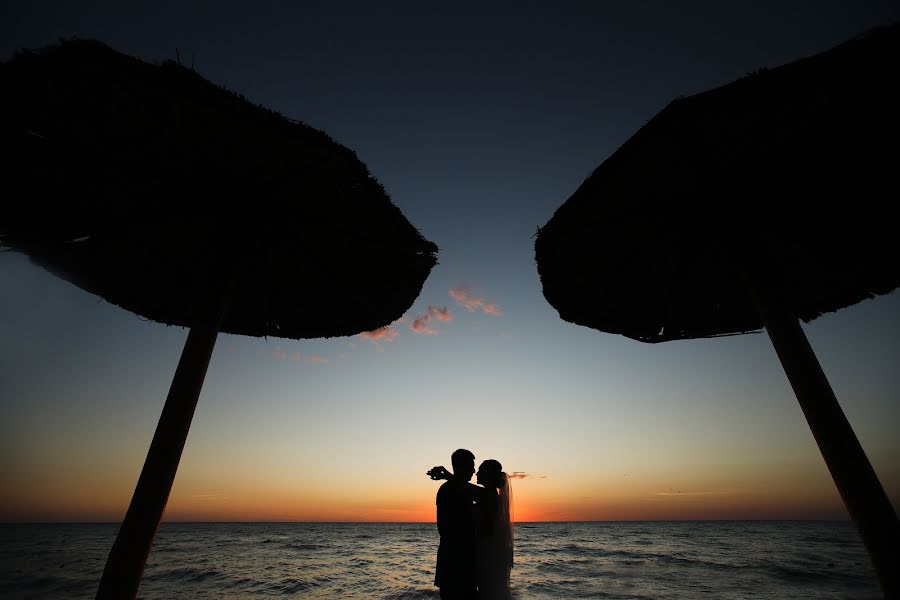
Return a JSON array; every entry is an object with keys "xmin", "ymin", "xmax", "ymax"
[
  {"xmin": 95, "ymin": 272, "xmax": 235, "ymax": 600},
  {"xmin": 747, "ymin": 278, "xmax": 900, "ymax": 599}
]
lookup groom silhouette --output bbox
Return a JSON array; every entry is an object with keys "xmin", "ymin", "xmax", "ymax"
[{"xmin": 434, "ymin": 448, "xmax": 478, "ymax": 599}]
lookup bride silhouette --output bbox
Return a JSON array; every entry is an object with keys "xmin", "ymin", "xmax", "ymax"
[{"xmin": 428, "ymin": 458, "xmax": 514, "ymax": 600}]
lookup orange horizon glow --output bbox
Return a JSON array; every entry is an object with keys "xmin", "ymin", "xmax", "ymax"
[
  {"xmin": 4, "ymin": 424, "xmax": 896, "ymax": 524},
  {"xmin": 1, "ymin": 473, "xmax": 875, "ymax": 523}
]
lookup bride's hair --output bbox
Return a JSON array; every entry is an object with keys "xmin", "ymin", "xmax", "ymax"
[{"xmin": 480, "ymin": 459, "xmax": 503, "ymax": 488}]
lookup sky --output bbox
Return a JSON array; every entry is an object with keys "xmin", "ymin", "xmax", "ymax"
[{"xmin": 1, "ymin": 1, "xmax": 898, "ymax": 523}]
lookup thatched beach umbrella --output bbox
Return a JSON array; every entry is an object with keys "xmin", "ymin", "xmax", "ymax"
[
  {"xmin": 1, "ymin": 40, "xmax": 437, "ymax": 599},
  {"xmin": 534, "ymin": 25, "xmax": 899, "ymax": 598}
]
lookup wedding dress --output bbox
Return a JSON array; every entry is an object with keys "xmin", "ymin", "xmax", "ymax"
[{"xmin": 476, "ymin": 474, "xmax": 513, "ymax": 600}]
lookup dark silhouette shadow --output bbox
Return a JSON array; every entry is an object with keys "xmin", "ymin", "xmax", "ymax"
[{"xmin": 428, "ymin": 450, "xmax": 513, "ymax": 600}]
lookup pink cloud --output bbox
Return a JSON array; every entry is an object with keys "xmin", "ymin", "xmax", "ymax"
[
  {"xmin": 360, "ymin": 326, "xmax": 399, "ymax": 343},
  {"xmin": 429, "ymin": 306, "xmax": 452, "ymax": 322},
  {"xmin": 411, "ymin": 315, "xmax": 438, "ymax": 335},
  {"xmin": 272, "ymin": 349, "xmax": 287, "ymax": 360},
  {"xmin": 360, "ymin": 325, "xmax": 399, "ymax": 351},
  {"xmin": 482, "ymin": 303, "xmax": 501, "ymax": 316},
  {"xmin": 409, "ymin": 306, "xmax": 453, "ymax": 335},
  {"xmin": 449, "ymin": 287, "xmax": 502, "ymax": 316},
  {"xmin": 290, "ymin": 352, "xmax": 303, "ymax": 362},
  {"xmin": 309, "ymin": 355, "xmax": 329, "ymax": 364}
]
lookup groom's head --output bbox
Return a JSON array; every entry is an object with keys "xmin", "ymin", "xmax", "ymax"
[{"xmin": 451, "ymin": 448, "xmax": 476, "ymax": 482}]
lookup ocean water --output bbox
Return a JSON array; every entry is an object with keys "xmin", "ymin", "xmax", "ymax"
[{"xmin": 0, "ymin": 521, "xmax": 879, "ymax": 599}]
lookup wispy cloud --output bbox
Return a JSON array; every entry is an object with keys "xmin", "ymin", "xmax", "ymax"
[
  {"xmin": 411, "ymin": 317, "xmax": 437, "ymax": 336},
  {"xmin": 482, "ymin": 304, "xmax": 501, "ymax": 316},
  {"xmin": 361, "ymin": 326, "xmax": 399, "ymax": 343},
  {"xmin": 508, "ymin": 472, "xmax": 547, "ymax": 480},
  {"xmin": 449, "ymin": 288, "xmax": 502, "ymax": 316},
  {"xmin": 272, "ymin": 349, "xmax": 329, "ymax": 365},
  {"xmin": 360, "ymin": 325, "xmax": 400, "ymax": 351},
  {"xmin": 429, "ymin": 306, "xmax": 452, "ymax": 322},
  {"xmin": 410, "ymin": 306, "xmax": 453, "ymax": 335},
  {"xmin": 655, "ymin": 489, "xmax": 730, "ymax": 496}
]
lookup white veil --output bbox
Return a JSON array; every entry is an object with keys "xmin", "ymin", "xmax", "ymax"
[{"xmin": 498, "ymin": 472, "xmax": 514, "ymax": 569}]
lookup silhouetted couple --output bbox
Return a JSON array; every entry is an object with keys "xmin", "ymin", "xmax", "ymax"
[{"xmin": 427, "ymin": 449, "xmax": 513, "ymax": 600}]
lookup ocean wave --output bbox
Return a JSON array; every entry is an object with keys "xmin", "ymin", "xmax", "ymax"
[
  {"xmin": 282, "ymin": 542, "xmax": 327, "ymax": 551},
  {"xmin": 380, "ymin": 585, "xmax": 439, "ymax": 599},
  {"xmin": 522, "ymin": 578, "xmax": 655, "ymax": 599},
  {"xmin": 268, "ymin": 577, "xmax": 318, "ymax": 594},
  {"xmin": 141, "ymin": 566, "xmax": 226, "ymax": 583},
  {"xmin": 541, "ymin": 544, "xmax": 660, "ymax": 562},
  {"xmin": 0, "ymin": 522, "xmax": 879, "ymax": 600},
  {"xmin": 219, "ymin": 575, "xmax": 270, "ymax": 592},
  {"xmin": 657, "ymin": 553, "xmax": 741, "ymax": 570},
  {"xmin": 764, "ymin": 561, "xmax": 870, "ymax": 585}
]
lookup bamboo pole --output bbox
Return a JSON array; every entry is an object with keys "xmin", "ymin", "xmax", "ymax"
[
  {"xmin": 96, "ymin": 277, "xmax": 233, "ymax": 599},
  {"xmin": 747, "ymin": 278, "xmax": 899, "ymax": 599}
]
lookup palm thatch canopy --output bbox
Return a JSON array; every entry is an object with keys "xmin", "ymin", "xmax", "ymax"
[
  {"xmin": 535, "ymin": 24, "xmax": 899, "ymax": 343},
  {"xmin": 1, "ymin": 39, "xmax": 438, "ymax": 339}
]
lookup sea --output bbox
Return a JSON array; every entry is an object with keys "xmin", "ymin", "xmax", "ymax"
[{"xmin": 0, "ymin": 521, "xmax": 880, "ymax": 599}]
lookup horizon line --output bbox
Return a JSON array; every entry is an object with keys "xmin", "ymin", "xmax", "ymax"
[{"xmin": 0, "ymin": 517, "xmax": 854, "ymax": 525}]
